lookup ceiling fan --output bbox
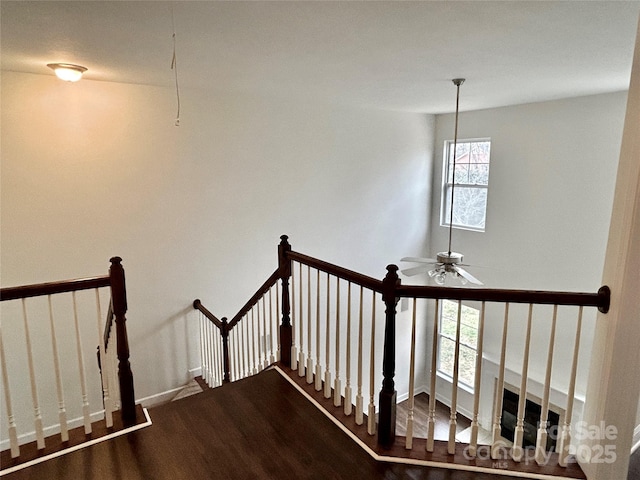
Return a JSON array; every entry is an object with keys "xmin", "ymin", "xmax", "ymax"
[{"xmin": 401, "ymin": 78, "xmax": 483, "ymax": 286}]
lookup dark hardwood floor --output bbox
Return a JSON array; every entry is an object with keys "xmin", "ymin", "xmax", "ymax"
[{"xmin": 3, "ymin": 368, "xmax": 535, "ymax": 480}]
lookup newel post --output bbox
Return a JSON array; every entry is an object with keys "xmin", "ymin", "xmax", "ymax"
[
  {"xmin": 278, "ymin": 235, "xmax": 292, "ymax": 367},
  {"xmin": 109, "ymin": 257, "xmax": 136, "ymax": 426},
  {"xmin": 378, "ymin": 264, "xmax": 400, "ymax": 447},
  {"xmin": 221, "ymin": 317, "xmax": 231, "ymax": 383}
]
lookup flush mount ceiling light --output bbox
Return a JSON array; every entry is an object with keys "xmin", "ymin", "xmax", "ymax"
[{"xmin": 47, "ymin": 63, "xmax": 87, "ymax": 82}]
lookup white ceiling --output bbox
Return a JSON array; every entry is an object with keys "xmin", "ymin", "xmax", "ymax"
[{"xmin": 2, "ymin": 1, "xmax": 639, "ymax": 113}]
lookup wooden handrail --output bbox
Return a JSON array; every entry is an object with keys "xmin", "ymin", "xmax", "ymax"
[
  {"xmin": 193, "ymin": 299, "xmax": 223, "ymax": 329},
  {"xmin": 1, "ymin": 276, "xmax": 110, "ymax": 302},
  {"xmin": 228, "ymin": 269, "xmax": 280, "ymax": 329},
  {"xmin": 396, "ymin": 284, "xmax": 610, "ymax": 313},
  {"xmin": 287, "ymin": 251, "xmax": 383, "ymax": 293}
]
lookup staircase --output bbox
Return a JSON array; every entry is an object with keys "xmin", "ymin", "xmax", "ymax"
[{"xmin": 1, "ymin": 237, "xmax": 614, "ymax": 478}]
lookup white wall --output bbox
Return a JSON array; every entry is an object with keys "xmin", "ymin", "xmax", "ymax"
[
  {"xmin": 0, "ymin": 71, "xmax": 433, "ymax": 440},
  {"xmin": 424, "ymin": 92, "xmax": 627, "ymax": 426}
]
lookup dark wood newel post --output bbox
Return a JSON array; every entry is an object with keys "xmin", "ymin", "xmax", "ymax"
[
  {"xmin": 109, "ymin": 256, "xmax": 136, "ymax": 426},
  {"xmin": 221, "ymin": 317, "xmax": 231, "ymax": 383},
  {"xmin": 378, "ymin": 264, "xmax": 400, "ymax": 447},
  {"xmin": 278, "ymin": 235, "xmax": 292, "ymax": 367}
]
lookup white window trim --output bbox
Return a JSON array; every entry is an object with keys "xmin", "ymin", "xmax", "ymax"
[{"xmin": 440, "ymin": 137, "xmax": 491, "ymax": 232}]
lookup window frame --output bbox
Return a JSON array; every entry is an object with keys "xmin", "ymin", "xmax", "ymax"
[
  {"xmin": 436, "ymin": 299, "xmax": 480, "ymax": 391},
  {"xmin": 440, "ymin": 137, "xmax": 491, "ymax": 232}
]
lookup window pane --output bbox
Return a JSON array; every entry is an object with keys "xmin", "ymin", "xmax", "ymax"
[
  {"xmin": 451, "ymin": 187, "xmax": 487, "ymax": 230},
  {"xmin": 438, "ymin": 336, "xmax": 455, "ymax": 378},
  {"xmin": 468, "ymin": 164, "xmax": 489, "ymax": 185},
  {"xmin": 459, "ymin": 345, "xmax": 477, "ymax": 387}
]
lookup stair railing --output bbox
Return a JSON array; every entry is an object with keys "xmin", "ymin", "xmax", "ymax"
[
  {"xmin": 193, "ymin": 235, "xmax": 610, "ymax": 471},
  {"xmin": 0, "ymin": 257, "xmax": 136, "ymax": 458}
]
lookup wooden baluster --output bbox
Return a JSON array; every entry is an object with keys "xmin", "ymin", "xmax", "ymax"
[
  {"xmin": 221, "ymin": 318, "xmax": 231, "ymax": 383},
  {"xmin": 261, "ymin": 296, "xmax": 268, "ymax": 370},
  {"xmin": 298, "ymin": 262, "xmax": 305, "ymax": 376},
  {"xmin": 212, "ymin": 320, "xmax": 220, "ymax": 385},
  {"xmin": 290, "ymin": 261, "xmax": 298, "ymax": 371},
  {"xmin": 240, "ymin": 314, "xmax": 247, "ymax": 379},
  {"xmin": 344, "ymin": 282, "xmax": 353, "ymax": 416},
  {"xmin": 367, "ymin": 293, "xmax": 377, "ymax": 436},
  {"xmin": 405, "ymin": 298, "xmax": 418, "ymax": 449},
  {"xmin": 306, "ymin": 266, "xmax": 314, "ymax": 384},
  {"xmin": 536, "ymin": 305, "xmax": 558, "ymax": 465},
  {"xmin": 251, "ymin": 307, "xmax": 258, "ymax": 375},
  {"xmin": 255, "ymin": 302, "xmax": 262, "ymax": 374},
  {"xmin": 427, "ymin": 299, "xmax": 439, "ymax": 452},
  {"xmin": 276, "ymin": 281, "xmax": 281, "ymax": 363},
  {"xmin": 324, "ymin": 273, "xmax": 332, "ymax": 399},
  {"xmin": 0, "ymin": 327, "xmax": 20, "ymax": 458},
  {"xmin": 448, "ymin": 300, "xmax": 462, "ymax": 454},
  {"xmin": 559, "ymin": 306, "xmax": 583, "ymax": 467},
  {"xmin": 355, "ymin": 285, "xmax": 364, "ymax": 425},
  {"xmin": 269, "ymin": 288, "xmax": 275, "ymax": 365},
  {"xmin": 378, "ymin": 265, "xmax": 399, "ymax": 448},
  {"xmin": 314, "ymin": 269, "xmax": 322, "ymax": 391},
  {"xmin": 109, "ymin": 257, "xmax": 136, "ymax": 426},
  {"xmin": 49, "ymin": 295, "xmax": 70, "ymax": 439},
  {"xmin": 333, "ymin": 278, "xmax": 342, "ymax": 407},
  {"xmin": 94, "ymin": 290, "xmax": 113, "ymax": 429},
  {"xmin": 204, "ymin": 315, "xmax": 212, "ymax": 384},
  {"xmin": 511, "ymin": 304, "xmax": 534, "ymax": 462},
  {"xmin": 491, "ymin": 303, "xmax": 510, "ymax": 459},
  {"xmin": 278, "ymin": 235, "xmax": 292, "ymax": 368},
  {"xmin": 468, "ymin": 301, "xmax": 486, "ymax": 457},
  {"xmin": 22, "ymin": 299, "xmax": 45, "ymax": 449},
  {"xmin": 199, "ymin": 312, "xmax": 207, "ymax": 384}
]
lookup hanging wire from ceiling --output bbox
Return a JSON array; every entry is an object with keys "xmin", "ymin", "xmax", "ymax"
[{"xmin": 170, "ymin": 3, "xmax": 181, "ymax": 127}]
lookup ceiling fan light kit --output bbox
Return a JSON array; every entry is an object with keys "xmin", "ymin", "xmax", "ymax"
[{"xmin": 401, "ymin": 78, "xmax": 483, "ymax": 286}]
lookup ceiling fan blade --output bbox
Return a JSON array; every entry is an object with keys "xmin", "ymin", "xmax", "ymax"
[
  {"xmin": 453, "ymin": 265, "xmax": 483, "ymax": 285},
  {"xmin": 401, "ymin": 265, "xmax": 432, "ymax": 277},
  {"xmin": 401, "ymin": 256, "xmax": 437, "ymax": 264}
]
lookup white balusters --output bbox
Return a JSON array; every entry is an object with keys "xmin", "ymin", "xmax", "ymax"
[
  {"xmin": 333, "ymin": 279, "xmax": 341, "ymax": 407},
  {"xmin": 298, "ymin": 262, "xmax": 305, "ymax": 376},
  {"xmin": 405, "ymin": 298, "xmax": 417, "ymax": 449},
  {"xmin": 71, "ymin": 292, "xmax": 92, "ymax": 435},
  {"xmin": 427, "ymin": 299, "xmax": 439, "ymax": 452},
  {"xmin": 262, "ymin": 295, "xmax": 269, "ymax": 370},
  {"xmin": 344, "ymin": 282, "xmax": 353, "ymax": 416},
  {"xmin": 94, "ymin": 290, "xmax": 113, "ymax": 429},
  {"xmin": 492, "ymin": 303, "xmax": 510, "ymax": 459},
  {"xmin": 448, "ymin": 300, "xmax": 462, "ymax": 455},
  {"xmin": 255, "ymin": 303, "xmax": 263, "ymax": 374},
  {"xmin": 314, "ymin": 269, "xmax": 322, "ymax": 391},
  {"xmin": 269, "ymin": 287, "xmax": 276, "ymax": 365},
  {"xmin": 290, "ymin": 265, "xmax": 298, "ymax": 371},
  {"xmin": 512, "ymin": 304, "xmax": 534, "ymax": 462},
  {"xmin": 324, "ymin": 273, "xmax": 332, "ymax": 399},
  {"xmin": 22, "ymin": 299, "xmax": 45, "ymax": 449},
  {"xmin": 0, "ymin": 327, "xmax": 20, "ymax": 458},
  {"xmin": 49, "ymin": 295, "xmax": 70, "ymax": 439},
  {"xmin": 367, "ymin": 293, "xmax": 377, "ymax": 436},
  {"xmin": 536, "ymin": 304, "xmax": 558, "ymax": 465},
  {"xmin": 306, "ymin": 266, "xmax": 314, "ymax": 384},
  {"xmin": 468, "ymin": 301, "xmax": 486, "ymax": 457},
  {"xmin": 355, "ymin": 285, "xmax": 364, "ymax": 425},
  {"xmin": 276, "ymin": 281, "xmax": 281, "ymax": 362},
  {"xmin": 559, "ymin": 306, "xmax": 584, "ymax": 467}
]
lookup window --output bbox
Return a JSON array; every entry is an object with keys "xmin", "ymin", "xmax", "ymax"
[
  {"xmin": 441, "ymin": 139, "xmax": 491, "ymax": 231},
  {"xmin": 437, "ymin": 300, "xmax": 479, "ymax": 389}
]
